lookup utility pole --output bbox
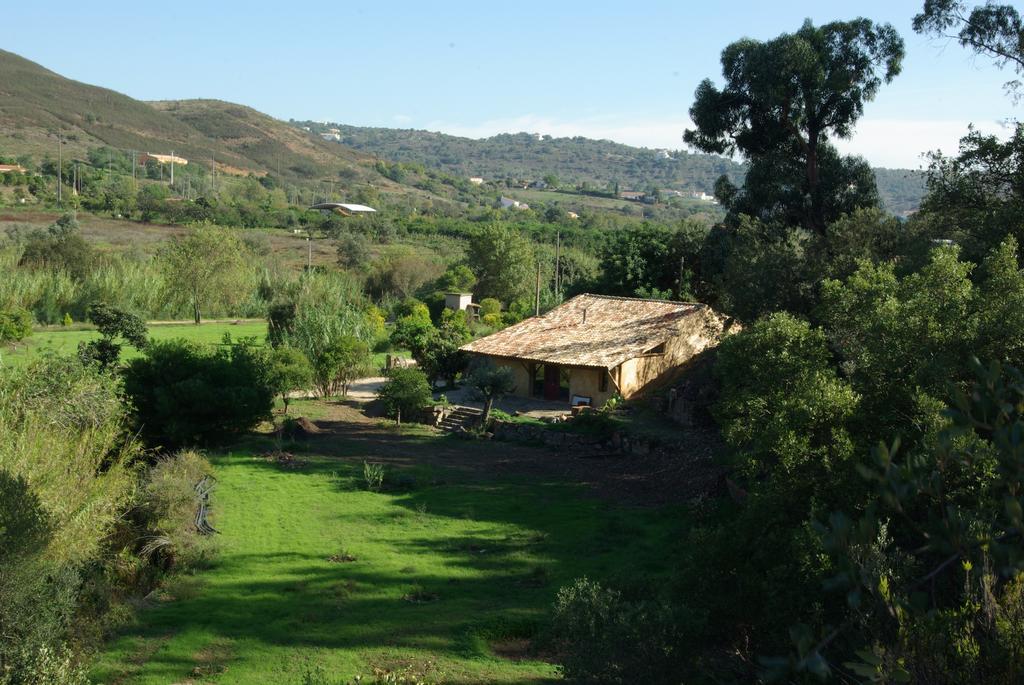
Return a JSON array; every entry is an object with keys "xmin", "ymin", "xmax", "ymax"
[
  {"xmin": 131, "ymin": 150, "xmax": 136, "ymax": 184},
  {"xmin": 56, "ymin": 131, "xmax": 62, "ymax": 206},
  {"xmin": 534, "ymin": 262, "xmax": 541, "ymax": 316},
  {"xmin": 555, "ymin": 229, "xmax": 561, "ymax": 300},
  {"xmin": 170, "ymin": 150, "xmax": 174, "ymax": 186}
]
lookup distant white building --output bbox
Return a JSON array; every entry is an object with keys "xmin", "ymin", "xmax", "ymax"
[
  {"xmin": 321, "ymin": 132, "xmax": 341, "ymax": 142},
  {"xmin": 689, "ymin": 191, "xmax": 717, "ymax": 202},
  {"xmin": 499, "ymin": 196, "xmax": 530, "ymax": 210},
  {"xmin": 469, "ymin": 177, "xmax": 484, "ymax": 185}
]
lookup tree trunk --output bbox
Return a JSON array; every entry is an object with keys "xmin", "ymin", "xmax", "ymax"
[
  {"xmin": 482, "ymin": 397, "xmax": 494, "ymax": 427},
  {"xmin": 193, "ymin": 299, "xmax": 201, "ymax": 325},
  {"xmin": 806, "ymin": 130, "xmax": 825, "ymax": 235}
]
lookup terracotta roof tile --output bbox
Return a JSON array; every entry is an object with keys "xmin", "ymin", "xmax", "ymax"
[{"xmin": 461, "ymin": 294, "xmax": 706, "ymax": 369}]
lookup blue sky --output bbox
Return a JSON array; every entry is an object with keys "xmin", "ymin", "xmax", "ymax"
[{"xmin": 1, "ymin": 0, "xmax": 1017, "ymax": 167}]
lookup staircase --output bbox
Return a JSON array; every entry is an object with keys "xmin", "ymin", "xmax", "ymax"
[{"xmin": 438, "ymin": 405, "xmax": 483, "ymax": 433}]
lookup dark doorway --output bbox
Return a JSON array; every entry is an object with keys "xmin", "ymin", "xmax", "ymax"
[{"xmin": 543, "ymin": 364, "xmax": 561, "ymax": 401}]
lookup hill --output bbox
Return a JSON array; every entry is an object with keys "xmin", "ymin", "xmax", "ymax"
[
  {"xmin": 0, "ymin": 50, "xmax": 383, "ymax": 187},
  {"xmin": 301, "ymin": 122, "xmax": 926, "ymax": 215}
]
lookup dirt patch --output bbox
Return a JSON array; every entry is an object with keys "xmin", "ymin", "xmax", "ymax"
[
  {"xmin": 327, "ymin": 552, "xmax": 357, "ymax": 563},
  {"xmin": 261, "ymin": 451, "xmax": 307, "ymax": 470}
]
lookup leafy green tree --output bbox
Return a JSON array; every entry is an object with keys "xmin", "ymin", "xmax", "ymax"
[
  {"xmin": 77, "ymin": 302, "xmax": 148, "ymax": 369},
  {"xmin": 435, "ymin": 264, "xmax": 477, "ymax": 293},
  {"xmin": 914, "ymin": 1, "xmax": 1024, "ymax": 98},
  {"xmin": 684, "ymin": 18, "xmax": 904, "ymax": 233},
  {"xmin": 17, "ymin": 215, "xmax": 95, "ymax": 281},
  {"xmin": 311, "ymin": 335, "xmax": 372, "ymax": 398},
  {"xmin": 716, "ymin": 312, "xmax": 859, "ymax": 481},
  {"xmin": 793, "ymin": 359, "xmax": 1024, "ymax": 682},
  {"xmin": 467, "ymin": 223, "xmax": 535, "ymax": 303},
  {"xmin": 376, "ymin": 367, "xmax": 432, "ymax": 423},
  {"xmin": 267, "ymin": 346, "xmax": 312, "ymax": 413},
  {"xmin": 465, "ymin": 358, "xmax": 516, "ymax": 425},
  {"xmin": 335, "ymin": 231, "xmax": 371, "ymax": 270},
  {"xmin": 157, "ymin": 227, "xmax": 252, "ymax": 324}
]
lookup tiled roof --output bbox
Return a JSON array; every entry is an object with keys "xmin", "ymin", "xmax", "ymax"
[{"xmin": 460, "ymin": 294, "xmax": 706, "ymax": 369}]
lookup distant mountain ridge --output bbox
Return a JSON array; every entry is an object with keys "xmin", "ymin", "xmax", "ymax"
[{"xmin": 298, "ymin": 121, "xmax": 927, "ymax": 215}]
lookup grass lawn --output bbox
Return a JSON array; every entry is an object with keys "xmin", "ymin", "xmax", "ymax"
[
  {"xmin": 0, "ymin": 320, "xmax": 268, "ymax": 368},
  {"xmin": 91, "ymin": 402, "xmax": 687, "ymax": 684}
]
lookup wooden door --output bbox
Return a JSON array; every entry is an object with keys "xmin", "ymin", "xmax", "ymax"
[{"xmin": 543, "ymin": 364, "xmax": 560, "ymax": 401}]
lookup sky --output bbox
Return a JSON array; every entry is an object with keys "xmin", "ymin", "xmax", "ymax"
[{"xmin": 1, "ymin": 0, "xmax": 1018, "ymax": 168}]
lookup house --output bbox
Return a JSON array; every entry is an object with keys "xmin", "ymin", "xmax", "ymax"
[
  {"xmin": 688, "ymin": 191, "xmax": 717, "ymax": 202},
  {"xmin": 445, "ymin": 293, "xmax": 481, "ymax": 320},
  {"xmin": 566, "ymin": 211, "xmax": 579, "ymax": 220},
  {"xmin": 460, "ymin": 294, "xmax": 728, "ymax": 407},
  {"xmin": 528, "ymin": 180, "xmax": 548, "ymax": 189},
  {"xmin": 320, "ymin": 132, "xmax": 341, "ymax": 142},
  {"xmin": 499, "ymin": 196, "xmax": 530, "ymax": 210},
  {"xmin": 618, "ymin": 190, "xmax": 646, "ymax": 201},
  {"xmin": 468, "ymin": 177, "xmax": 484, "ymax": 185},
  {"xmin": 138, "ymin": 153, "xmax": 188, "ymax": 166},
  {"xmin": 0, "ymin": 164, "xmax": 28, "ymax": 174}
]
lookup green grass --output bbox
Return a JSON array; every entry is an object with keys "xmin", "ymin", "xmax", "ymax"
[
  {"xmin": 91, "ymin": 420, "xmax": 686, "ymax": 684},
  {"xmin": 0, "ymin": 320, "xmax": 268, "ymax": 368}
]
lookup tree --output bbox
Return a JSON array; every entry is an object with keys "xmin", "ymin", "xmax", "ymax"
[
  {"xmin": 335, "ymin": 232, "xmax": 371, "ymax": 270},
  {"xmin": 267, "ymin": 346, "xmax": 312, "ymax": 413},
  {"xmin": 684, "ymin": 18, "xmax": 904, "ymax": 233},
  {"xmin": 465, "ymin": 358, "xmax": 515, "ymax": 425},
  {"xmin": 77, "ymin": 302, "xmax": 148, "ymax": 369},
  {"xmin": 376, "ymin": 367, "xmax": 432, "ymax": 424},
  {"xmin": 914, "ymin": 1, "xmax": 1024, "ymax": 99},
  {"xmin": 313, "ymin": 335, "xmax": 372, "ymax": 398},
  {"xmin": 467, "ymin": 224, "xmax": 535, "ymax": 303},
  {"xmin": 17, "ymin": 214, "xmax": 95, "ymax": 281},
  {"xmin": 157, "ymin": 227, "xmax": 251, "ymax": 324}
]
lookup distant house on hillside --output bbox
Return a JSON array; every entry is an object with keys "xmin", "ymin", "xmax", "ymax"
[
  {"xmin": 689, "ymin": 191, "xmax": 717, "ymax": 202},
  {"xmin": 138, "ymin": 153, "xmax": 188, "ymax": 166},
  {"xmin": 528, "ymin": 180, "xmax": 548, "ymax": 189},
  {"xmin": 499, "ymin": 196, "xmax": 530, "ymax": 210},
  {"xmin": 566, "ymin": 211, "xmax": 579, "ymax": 220},
  {"xmin": 460, "ymin": 294, "xmax": 728, "ymax": 406},
  {"xmin": 0, "ymin": 164, "xmax": 28, "ymax": 173},
  {"xmin": 320, "ymin": 132, "xmax": 341, "ymax": 142},
  {"xmin": 468, "ymin": 177, "xmax": 484, "ymax": 185},
  {"xmin": 618, "ymin": 190, "xmax": 645, "ymax": 201}
]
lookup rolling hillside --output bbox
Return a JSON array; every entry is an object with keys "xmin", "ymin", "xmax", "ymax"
[
  {"xmin": 0, "ymin": 50, "xmax": 383, "ymax": 186},
  {"xmin": 300, "ymin": 121, "xmax": 927, "ymax": 215}
]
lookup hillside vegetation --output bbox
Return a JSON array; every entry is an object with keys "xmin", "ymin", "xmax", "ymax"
[{"xmin": 302, "ymin": 121, "xmax": 927, "ymax": 214}]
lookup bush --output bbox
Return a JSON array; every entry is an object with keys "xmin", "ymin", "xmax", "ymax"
[
  {"xmin": 123, "ymin": 339, "xmax": 274, "ymax": 446},
  {"xmin": 141, "ymin": 450, "xmax": 215, "ymax": 569},
  {"xmin": 0, "ymin": 306, "xmax": 33, "ymax": 344},
  {"xmin": 552, "ymin": 577, "xmax": 685, "ymax": 684},
  {"xmin": 376, "ymin": 367, "xmax": 432, "ymax": 422}
]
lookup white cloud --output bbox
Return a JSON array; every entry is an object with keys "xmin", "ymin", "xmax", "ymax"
[{"xmin": 419, "ymin": 113, "xmax": 1014, "ymax": 169}]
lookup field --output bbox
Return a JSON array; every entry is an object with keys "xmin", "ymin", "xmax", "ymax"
[
  {"xmin": 0, "ymin": 320, "xmax": 268, "ymax": 368},
  {"xmin": 91, "ymin": 401, "xmax": 686, "ymax": 684}
]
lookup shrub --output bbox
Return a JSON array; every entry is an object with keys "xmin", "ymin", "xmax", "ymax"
[
  {"xmin": 0, "ymin": 306, "xmax": 33, "ymax": 344},
  {"xmin": 123, "ymin": 338, "xmax": 274, "ymax": 446},
  {"xmin": 478, "ymin": 297, "xmax": 502, "ymax": 317},
  {"xmin": 141, "ymin": 450, "xmax": 215, "ymax": 570},
  {"xmin": 552, "ymin": 577, "xmax": 684, "ymax": 684},
  {"xmin": 376, "ymin": 367, "xmax": 432, "ymax": 423}
]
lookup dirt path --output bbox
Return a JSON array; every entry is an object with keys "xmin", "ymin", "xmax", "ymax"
[{"xmin": 295, "ymin": 400, "xmax": 725, "ymax": 507}]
